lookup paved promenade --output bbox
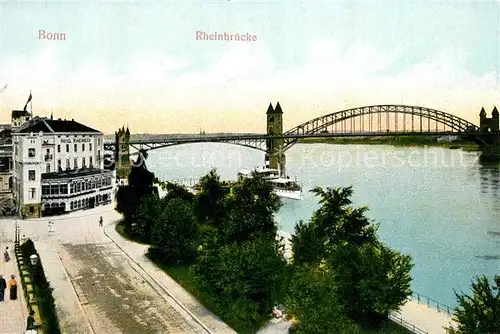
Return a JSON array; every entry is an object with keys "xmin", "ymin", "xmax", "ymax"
[
  {"xmin": 0, "ymin": 223, "xmax": 28, "ymax": 334},
  {"xmin": 0, "ymin": 205, "xmax": 223, "ymax": 334},
  {"xmin": 394, "ymin": 299, "xmax": 457, "ymax": 334},
  {"xmin": 103, "ymin": 218, "xmax": 236, "ymax": 334}
]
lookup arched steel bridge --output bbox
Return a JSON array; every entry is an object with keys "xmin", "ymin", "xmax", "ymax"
[{"xmin": 104, "ymin": 105, "xmax": 480, "ymax": 154}]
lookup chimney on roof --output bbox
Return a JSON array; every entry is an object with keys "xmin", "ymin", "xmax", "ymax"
[
  {"xmin": 50, "ymin": 112, "xmax": 53, "ymax": 120},
  {"xmin": 58, "ymin": 118, "xmax": 61, "ymax": 121},
  {"xmin": 72, "ymin": 118, "xmax": 74, "ymax": 122}
]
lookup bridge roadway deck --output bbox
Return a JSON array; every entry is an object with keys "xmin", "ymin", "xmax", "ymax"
[{"xmin": 104, "ymin": 131, "xmax": 480, "ymax": 144}]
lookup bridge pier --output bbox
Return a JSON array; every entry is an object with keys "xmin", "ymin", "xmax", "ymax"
[
  {"xmin": 115, "ymin": 126, "xmax": 131, "ymax": 179},
  {"xmin": 266, "ymin": 102, "xmax": 286, "ymax": 176},
  {"xmin": 478, "ymin": 107, "xmax": 500, "ymax": 161}
]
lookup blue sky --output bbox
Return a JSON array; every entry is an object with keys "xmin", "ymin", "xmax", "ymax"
[{"xmin": 0, "ymin": 1, "xmax": 498, "ymax": 133}]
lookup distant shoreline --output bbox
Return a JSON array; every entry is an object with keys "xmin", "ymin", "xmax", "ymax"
[{"xmin": 298, "ymin": 136, "xmax": 480, "ymax": 152}]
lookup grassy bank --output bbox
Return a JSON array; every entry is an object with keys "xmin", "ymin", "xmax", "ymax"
[
  {"xmin": 300, "ymin": 136, "xmax": 480, "ymax": 152},
  {"xmin": 116, "ymin": 220, "xmax": 415, "ymax": 334}
]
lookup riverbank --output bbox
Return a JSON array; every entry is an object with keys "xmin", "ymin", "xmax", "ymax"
[{"xmin": 300, "ymin": 136, "xmax": 480, "ymax": 151}]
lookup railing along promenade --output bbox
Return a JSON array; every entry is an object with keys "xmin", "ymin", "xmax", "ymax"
[
  {"xmin": 389, "ymin": 313, "xmax": 428, "ymax": 334},
  {"xmin": 410, "ymin": 291, "xmax": 454, "ymax": 316}
]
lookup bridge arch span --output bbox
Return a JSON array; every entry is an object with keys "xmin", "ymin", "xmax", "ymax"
[
  {"xmin": 128, "ymin": 140, "xmax": 267, "ymax": 155},
  {"xmin": 283, "ymin": 105, "xmax": 479, "ymax": 150}
]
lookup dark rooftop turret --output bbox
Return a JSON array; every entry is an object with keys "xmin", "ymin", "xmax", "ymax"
[
  {"xmin": 266, "ymin": 103, "xmax": 274, "ymax": 114},
  {"xmin": 480, "ymin": 107, "xmax": 486, "ymax": 117},
  {"xmin": 492, "ymin": 106, "xmax": 499, "ymax": 118},
  {"xmin": 274, "ymin": 102, "xmax": 283, "ymax": 114}
]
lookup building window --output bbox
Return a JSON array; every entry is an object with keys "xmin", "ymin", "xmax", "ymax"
[
  {"xmin": 29, "ymin": 188, "xmax": 36, "ymax": 199},
  {"xmin": 89, "ymin": 143, "xmax": 92, "ymax": 151},
  {"xmin": 97, "ymin": 138, "xmax": 101, "ymax": 146},
  {"xmin": 28, "ymin": 170, "xmax": 35, "ymax": 181},
  {"xmin": 82, "ymin": 143, "xmax": 85, "ymax": 151},
  {"xmin": 42, "ymin": 185, "xmax": 50, "ymax": 195},
  {"xmin": 57, "ymin": 145, "xmax": 61, "ymax": 153},
  {"xmin": 66, "ymin": 159, "xmax": 70, "ymax": 170},
  {"xmin": 66, "ymin": 144, "xmax": 69, "ymax": 152},
  {"xmin": 60, "ymin": 184, "xmax": 68, "ymax": 194},
  {"xmin": 57, "ymin": 160, "xmax": 62, "ymax": 171},
  {"xmin": 74, "ymin": 144, "xmax": 77, "ymax": 152},
  {"xmin": 74, "ymin": 158, "xmax": 78, "ymax": 169},
  {"xmin": 82, "ymin": 158, "xmax": 86, "ymax": 168},
  {"xmin": 50, "ymin": 185, "xmax": 59, "ymax": 195},
  {"xmin": 28, "ymin": 148, "xmax": 35, "ymax": 158},
  {"xmin": 89, "ymin": 157, "xmax": 93, "ymax": 167},
  {"xmin": 46, "ymin": 163, "xmax": 50, "ymax": 173}
]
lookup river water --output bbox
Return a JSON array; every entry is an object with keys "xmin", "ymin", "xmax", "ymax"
[{"xmin": 145, "ymin": 143, "xmax": 500, "ymax": 307}]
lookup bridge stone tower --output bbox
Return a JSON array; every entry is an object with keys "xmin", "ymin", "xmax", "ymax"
[
  {"xmin": 115, "ymin": 126, "xmax": 131, "ymax": 179},
  {"xmin": 266, "ymin": 102, "xmax": 286, "ymax": 176},
  {"xmin": 478, "ymin": 106, "xmax": 500, "ymax": 160}
]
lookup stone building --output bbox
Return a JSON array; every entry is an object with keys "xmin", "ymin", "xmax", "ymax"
[{"xmin": 12, "ymin": 116, "xmax": 113, "ymax": 218}]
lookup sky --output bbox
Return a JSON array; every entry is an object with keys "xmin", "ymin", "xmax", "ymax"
[{"xmin": 0, "ymin": 0, "xmax": 498, "ymax": 134}]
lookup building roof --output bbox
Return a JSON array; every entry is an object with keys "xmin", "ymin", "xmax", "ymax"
[
  {"xmin": 42, "ymin": 168, "xmax": 111, "ymax": 180},
  {"xmin": 19, "ymin": 117, "xmax": 101, "ymax": 134},
  {"xmin": 11, "ymin": 110, "xmax": 30, "ymax": 118}
]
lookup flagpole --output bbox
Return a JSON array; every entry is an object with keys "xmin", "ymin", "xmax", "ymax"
[{"xmin": 30, "ymin": 90, "xmax": 32, "ymax": 119}]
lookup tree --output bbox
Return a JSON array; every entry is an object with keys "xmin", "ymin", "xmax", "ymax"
[
  {"xmin": 309, "ymin": 186, "xmax": 376, "ymax": 247},
  {"xmin": 116, "ymin": 154, "xmax": 157, "ymax": 231},
  {"xmin": 291, "ymin": 186, "xmax": 377, "ymax": 267},
  {"xmin": 194, "ymin": 236, "xmax": 288, "ymax": 329},
  {"xmin": 130, "ymin": 195, "xmax": 161, "ymax": 242},
  {"xmin": 193, "ymin": 169, "xmax": 228, "ymax": 227},
  {"xmin": 149, "ymin": 198, "xmax": 198, "ymax": 265},
  {"xmin": 291, "ymin": 220, "xmax": 326, "ymax": 266},
  {"xmin": 162, "ymin": 182, "xmax": 195, "ymax": 203},
  {"xmin": 330, "ymin": 241, "xmax": 413, "ymax": 326},
  {"xmin": 288, "ymin": 186, "xmax": 413, "ymax": 329},
  {"xmin": 221, "ymin": 173, "xmax": 281, "ymax": 244},
  {"xmin": 286, "ymin": 264, "xmax": 361, "ymax": 334},
  {"xmin": 446, "ymin": 275, "xmax": 500, "ymax": 334}
]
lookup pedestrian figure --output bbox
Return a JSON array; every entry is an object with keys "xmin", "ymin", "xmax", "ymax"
[
  {"xmin": 47, "ymin": 221, "xmax": 54, "ymax": 234},
  {"xmin": 0, "ymin": 274, "xmax": 6, "ymax": 301},
  {"xmin": 3, "ymin": 247, "xmax": 10, "ymax": 262},
  {"xmin": 26, "ymin": 309, "xmax": 36, "ymax": 330},
  {"xmin": 99, "ymin": 216, "xmax": 103, "ymax": 227},
  {"xmin": 9, "ymin": 275, "xmax": 17, "ymax": 300}
]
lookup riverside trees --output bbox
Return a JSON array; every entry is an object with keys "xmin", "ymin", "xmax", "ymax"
[
  {"xmin": 117, "ymin": 168, "xmax": 414, "ymax": 333},
  {"xmin": 446, "ymin": 275, "xmax": 500, "ymax": 333},
  {"xmin": 287, "ymin": 186, "xmax": 414, "ymax": 331}
]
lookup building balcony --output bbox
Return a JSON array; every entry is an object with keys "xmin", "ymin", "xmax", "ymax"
[{"xmin": 44, "ymin": 155, "xmax": 53, "ymax": 161}]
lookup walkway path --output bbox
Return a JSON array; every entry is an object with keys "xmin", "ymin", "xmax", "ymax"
[
  {"xmin": 103, "ymin": 218, "xmax": 236, "ymax": 334},
  {"xmin": 0, "ymin": 222, "xmax": 28, "ymax": 334},
  {"xmin": 393, "ymin": 299, "xmax": 456, "ymax": 334},
  {"xmin": 1, "ymin": 205, "xmax": 223, "ymax": 334}
]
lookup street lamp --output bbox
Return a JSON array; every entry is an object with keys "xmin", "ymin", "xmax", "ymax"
[{"xmin": 30, "ymin": 254, "xmax": 38, "ymax": 266}]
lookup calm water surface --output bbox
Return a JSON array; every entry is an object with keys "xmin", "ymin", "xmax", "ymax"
[{"xmin": 146, "ymin": 143, "xmax": 500, "ymax": 307}]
